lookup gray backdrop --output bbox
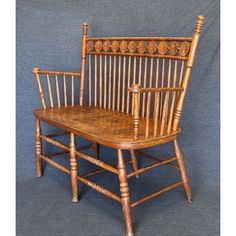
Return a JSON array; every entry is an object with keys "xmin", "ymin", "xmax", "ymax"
[{"xmin": 16, "ymin": 1, "xmax": 220, "ymax": 235}]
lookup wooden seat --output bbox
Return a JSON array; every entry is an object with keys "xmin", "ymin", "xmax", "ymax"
[
  {"xmin": 32, "ymin": 16, "xmax": 204, "ymax": 236},
  {"xmin": 35, "ymin": 105, "xmax": 180, "ymax": 149}
]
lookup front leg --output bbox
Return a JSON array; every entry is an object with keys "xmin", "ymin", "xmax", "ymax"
[
  {"xmin": 70, "ymin": 133, "xmax": 79, "ymax": 202},
  {"xmin": 117, "ymin": 149, "xmax": 134, "ymax": 236},
  {"xmin": 35, "ymin": 119, "xmax": 43, "ymax": 177}
]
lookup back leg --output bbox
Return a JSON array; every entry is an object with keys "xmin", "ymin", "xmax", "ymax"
[
  {"xmin": 92, "ymin": 142, "xmax": 100, "ymax": 159},
  {"xmin": 130, "ymin": 150, "xmax": 139, "ymax": 178},
  {"xmin": 173, "ymin": 139, "xmax": 192, "ymax": 202}
]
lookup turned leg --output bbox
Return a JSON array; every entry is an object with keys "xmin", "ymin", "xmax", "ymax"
[
  {"xmin": 130, "ymin": 150, "xmax": 139, "ymax": 178},
  {"xmin": 92, "ymin": 142, "xmax": 99, "ymax": 159},
  {"xmin": 70, "ymin": 133, "xmax": 79, "ymax": 202},
  {"xmin": 173, "ymin": 139, "xmax": 192, "ymax": 202},
  {"xmin": 35, "ymin": 119, "xmax": 43, "ymax": 177},
  {"xmin": 117, "ymin": 149, "xmax": 134, "ymax": 236}
]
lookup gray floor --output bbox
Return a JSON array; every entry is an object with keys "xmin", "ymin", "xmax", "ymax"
[{"xmin": 17, "ymin": 157, "xmax": 220, "ymax": 236}]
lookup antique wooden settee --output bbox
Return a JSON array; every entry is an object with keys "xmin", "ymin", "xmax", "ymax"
[{"xmin": 32, "ymin": 15, "xmax": 204, "ymax": 236}]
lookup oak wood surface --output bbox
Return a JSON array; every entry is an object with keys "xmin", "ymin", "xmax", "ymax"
[
  {"xmin": 34, "ymin": 105, "xmax": 180, "ymax": 149},
  {"xmin": 32, "ymin": 15, "xmax": 204, "ymax": 236}
]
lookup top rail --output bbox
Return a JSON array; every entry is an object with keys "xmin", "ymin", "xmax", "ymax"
[
  {"xmin": 32, "ymin": 68, "xmax": 80, "ymax": 76},
  {"xmin": 87, "ymin": 37, "xmax": 192, "ymax": 42}
]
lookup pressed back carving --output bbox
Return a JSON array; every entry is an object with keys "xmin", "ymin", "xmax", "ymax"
[{"xmin": 86, "ymin": 38, "xmax": 192, "ymax": 59}]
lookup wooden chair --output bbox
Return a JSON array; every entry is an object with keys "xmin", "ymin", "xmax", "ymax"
[{"xmin": 32, "ymin": 15, "xmax": 204, "ymax": 236}]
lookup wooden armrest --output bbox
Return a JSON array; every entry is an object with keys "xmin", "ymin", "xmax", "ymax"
[
  {"xmin": 32, "ymin": 67, "xmax": 81, "ymax": 76},
  {"xmin": 129, "ymin": 84, "xmax": 183, "ymax": 141},
  {"xmin": 128, "ymin": 84, "xmax": 183, "ymax": 93}
]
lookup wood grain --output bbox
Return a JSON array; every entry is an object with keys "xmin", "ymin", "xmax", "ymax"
[{"xmin": 32, "ymin": 16, "xmax": 204, "ymax": 236}]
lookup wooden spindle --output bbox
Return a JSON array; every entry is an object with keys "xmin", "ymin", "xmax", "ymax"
[
  {"xmin": 108, "ymin": 55, "xmax": 112, "ymax": 109},
  {"xmin": 131, "ymin": 56, "xmax": 137, "ymax": 114},
  {"xmin": 88, "ymin": 55, "xmax": 92, "ymax": 106},
  {"xmin": 160, "ymin": 59, "xmax": 172, "ymax": 135},
  {"xmin": 63, "ymin": 75, "xmax": 67, "ymax": 106},
  {"xmin": 132, "ymin": 84, "xmax": 140, "ymax": 140},
  {"xmin": 153, "ymin": 59, "xmax": 159, "ymax": 109},
  {"xmin": 126, "ymin": 56, "xmax": 131, "ymax": 113},
  {"xmin": 167, "ymin": 60, "xmax": 178, "ymax": 133},
  {"xmin": 117, "ymin": 56, "xmax": 121, "ymax": 111},
  {"xmin": 167, "ymin": 59, "xmax": 172, "ymax": 88},
  {"xmin": 112, "ymin": 56, "xmax": 117, "ymax": 110},
  {"xmin": 138, "ymin": 57, "xmax": 142, "ymax": 85},
  {"xmin": 94, "ymin": 55, "xmax": 98, "ymax": 106},
  {"xmin": 46, "ymin": 74, "xmax": 54, "ymax": 107},
  {"xmin": 153, "ymin": 59, "xmax": 160, "ymax": 137},
  {"xmin": 159, "ymin": 59, "xmax": 165, "ymax": 120},
  {"xmin": 178, "ymin": 60, "xmax": 185, "ymax": 87},
  {"xmin": 55, "ymin": 74, "xmax": 61, "ymax": 107},
  {"xmin": 145, "ymin": 58, "xmax": 154, "ymax": 138},
  {"xmin": 145, "ymin": 92, "xmax": 152, "ymax": 138},
  {"xmin": 176, "ymin": 61, "xmax": 185, "ymax": 101},
  {"xmin": 104, "ymin": 55, "xmax": 107, "ymax": 108},
  {"xmin": 142, "ymin": 57, "xmax": 148, "ymax": 117},
  {"xmin": 99, "ymin": 55, "xmax": 103, "ymax": 108},
  {"xmin": 71, "ymin": 75, "xmax": 74, "ymax": 106},
  {"xmin": 121, "ymin": 56, "xmax": 126, "ymax": 112},
  {"xmin": 149, "ymin": 58, "xmax": 154, "ymax": 88}
]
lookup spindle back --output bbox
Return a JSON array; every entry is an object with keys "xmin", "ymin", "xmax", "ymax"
[
  {"xmin": 85, "ymin": 39, "xmax": 189, "ymax": 112},
  {"xmin": 32, "ymin": 16, "xmax": 204, "ymax": 140},
  {"xmin": 79, "ymin": 16, "xmax": 204, "ymax": 137},
  {"xmin": 32, "ymin": 69, "xmax": 81, "ymax": 109}
]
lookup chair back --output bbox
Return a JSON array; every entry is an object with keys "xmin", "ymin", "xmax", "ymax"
[{"xmin": 80, "ymin": 16, "xmax": 204, "ymax": 136}]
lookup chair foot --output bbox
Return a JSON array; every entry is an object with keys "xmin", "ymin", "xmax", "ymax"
[
  {"xmin": 126, "ymin": 232, "xmax": 135, "ymax": 236},
  {"xmin": 36, "ymin": 172, "xmax": 43, "ymax": 178},
  {"xmin": 184, "ymin": 181, "xmax": 192, "ymax": 202},
  {"xmin": 72, "ymin": 196, "xmax": 79, "ymax": 203}
]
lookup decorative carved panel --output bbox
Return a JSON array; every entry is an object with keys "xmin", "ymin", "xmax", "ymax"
[
  {"xmin": 103, "ymin": 40, "xmax": 110, "ymax": 52},
  {"xmin": 95, "ymin": 41, "xmax": 103, "ymax": 52},
  {"xmin": 111, "ymin": 41, "xmax": 119, "ymax": 52},
  {"xmin": 120, "ymin": 41, "xmax": 127, "ymax": 53},
  {"xmin": 86, "ymin": 38, "xmax": 192, "ymax": 59},
  {"xmin": 179, "ymin": 42, "xmax": 190, "ymax": 56}
]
